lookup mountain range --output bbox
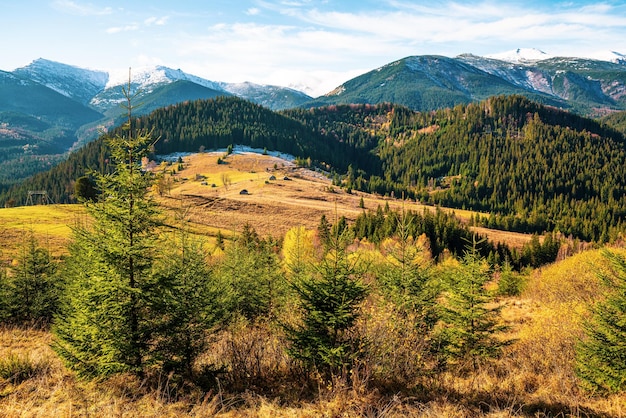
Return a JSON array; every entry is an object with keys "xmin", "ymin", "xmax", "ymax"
[{"xmin": 1, "ymin": 50, "xmax": 625, "ymax": 187}]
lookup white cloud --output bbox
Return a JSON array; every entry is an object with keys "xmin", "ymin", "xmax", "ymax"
[
  {"xmin": 52, "ymin": 0, "xmax": 113, "ymax": 16},
  {"xmin": 106, "ymin": 24, "xmax": 140, "ymax": 34},
  {"xmin": 145, "ymin": 16, "xmax": 169, "ymax": 26},
  {"xmin": 34, "ymin": 0, "xmax": 626, "ymax": 95}
]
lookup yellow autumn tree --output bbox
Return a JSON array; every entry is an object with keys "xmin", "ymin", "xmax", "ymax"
[{"xmin": 282, "ymin": 226, "xmax": 316, "ymax": 278}]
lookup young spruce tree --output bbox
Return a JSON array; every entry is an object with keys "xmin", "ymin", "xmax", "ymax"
[
  {"xmin": 437, "ymin": 237, "xmax": 507, "ymax": 374},
  {"xmin": 149, "ymin": 206, "xmax": 232, "ymax": 382},
  {"xmin": 53, "ymin": 72, "xmax": 161, "ymax": 377},
  {"xmin": 576, "ymin": 249, "xmax": 626, "ymax": 393},
  {"xmin": 285, "ymin": 223, "xmax": 369, "ymax": 379},
  {"xmin": 4, "ymin": 232, "xmax": 58, "ymax": 326},
  {"xmin": 378, "ymin": 210, "xmax": 439, "ymax": 334}
]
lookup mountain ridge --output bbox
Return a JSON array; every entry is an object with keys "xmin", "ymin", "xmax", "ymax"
[{"xmin": 1, "ymin": 51, "xmax": 626, "ymax": 188}]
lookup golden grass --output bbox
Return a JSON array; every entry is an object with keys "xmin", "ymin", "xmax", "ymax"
[
  {"xmin": 156, "ymin": 152, "xmax": 535, "ymax": 248},
  {"xmin": 2, "ymin": 153, "xmax": 626, "ymax": 416},
  {"xmin": 0, "ymin": 204, "xmax": 85, "ymax": 261}
]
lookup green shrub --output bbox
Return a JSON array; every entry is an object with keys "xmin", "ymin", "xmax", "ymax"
[{"xmin": 0, "ymin": 353, "xmax": 48, "ymax": 384}]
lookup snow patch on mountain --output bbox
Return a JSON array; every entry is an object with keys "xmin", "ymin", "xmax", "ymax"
[
  {"xmin": 13, "ymin": 58, "xmax": 108, "ymax": 104},
  {"xmin": 486, "ymin": 48, "xmax": 552, "ymax": 63},
  {"xmin": 105, "ymin": 66, "xmax": 225, "ymax": 92},
  {"xmin": 584, "ymin": 50, "xmax": 626, "ymax": 64}
]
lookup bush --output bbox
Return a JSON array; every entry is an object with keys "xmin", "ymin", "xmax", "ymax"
[{"xmin": 0, "ymin": 353, "xmax": 49, "ymax": 384}]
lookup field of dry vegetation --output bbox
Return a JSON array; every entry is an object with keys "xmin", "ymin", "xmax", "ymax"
[{"xmin": 1, "ymin": 152, "xmax": 625, "ymax": 417}]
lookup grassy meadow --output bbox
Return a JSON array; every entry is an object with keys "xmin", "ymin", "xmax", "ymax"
[{"xmin": 1, "ymin": 152, "xmax": 624, "ymax": 417}]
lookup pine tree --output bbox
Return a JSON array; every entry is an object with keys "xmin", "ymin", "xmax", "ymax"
[
  {"xmin": 436, "ymin": 238, "xmax": 507, "ymax": 374},
  {"xmin": 4, "ymin": 232, "xmax": 58, "ymax": 326},
  {"xmin": 576, "ymin": 249, "xmax": 626, "ymax": 393},
  {"xmin": 74, "ymin": 176, "xmax": 98, "ymax": 202},
  {"xmin": 285, "ymin": 227, "xmax": 368, "ymax": 378},
  {"xmin": 217, "ymin": 225, "xmax": 284, "ymax": 322},
  {"xmin": 150, "ymin": 209, "xmax": 232, "ymax": 381},
  {"xmin": 53, "ymin": 73, "xmax": 162, "ymax": 378},
  {"xmin": 378, "ymin": 211, "xmax": 439, "ymax": 331},
  {"xmin": 317, "ymin": 214, "xmax": 331, "ymax": 253}
]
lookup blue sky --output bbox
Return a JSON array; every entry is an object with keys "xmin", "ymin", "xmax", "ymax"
[{"xmin": 1, "ymin": 0, "xmax": 625, "ymax": 96}]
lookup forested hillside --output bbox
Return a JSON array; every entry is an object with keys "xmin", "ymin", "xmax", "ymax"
[
  {"xmin": 5, "ymin": 95, "xmax": 626, "ymax": 242},
  {"xmin": 602, "ymin": 110, "xmax": 626, "ymax": 135},
  {"xmin": 285, "ymin": 96, "xmax": 626, "ymax": 242},
  {"xmin": 0, "ymin": 97, "xmax": 374, "ymax": 206},
  {"xmin": 369, "ymin": 96, "xmax": 626, "ymax": 242}
]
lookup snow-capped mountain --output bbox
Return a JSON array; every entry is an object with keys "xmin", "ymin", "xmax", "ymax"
[
  {"xmin": 587, "ymin": 50, "xmax": 626, "ymax": 65},
  {"xmin": 314, "ymin": 50, "xmax": 626, "ymax": 116},
  {"xmin": 485, "ymin": 48, "xmax": 552, "ymax": 63},
  {"xmin": 218, "ymin": 81, "xmax": 312, "ymax": 110},
  {"xmin": 90, "ymin": 66, "xmax": 227, "ymax": 113},
  {"xmin": 13, "ymin": 58, "xmax": 108, "ymax": 105},
  {"xmin": 105, "ymin": 65, "xmax": 224, "ymax": 92},
  {"xmin": 11, "ymin": 59, "xmax": 313, "ymax": 114}
]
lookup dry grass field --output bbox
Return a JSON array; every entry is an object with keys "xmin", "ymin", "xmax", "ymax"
[
  {"xmin": 0, "ymin": 204, "xmax": 86, "ymax": 262},
  {"xmin": 157, "ymin": 151, "xmax": 534, "ymax": 249},
  {"xmin": 0, "ymin": 151, "xmax": 534, "ymax": 263},
  {"xmin": 4, "ymin": 150, "xmax": 620, "ymax": 417}
]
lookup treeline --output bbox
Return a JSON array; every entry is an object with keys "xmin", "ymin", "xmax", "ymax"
[
  {"xmin": 350, "ymin": 204, "xmax": 560, "ymax": 270},
  {"xmin": 284, "ymin": 97, "xmax": 626, "ymax": 242},
  {"xmin": 602, "ymin": 110, "xmax": 626, "ymax": 136},
  {"xmin": 0, "ymin": 138, "xmax": 110, "ymax": 206},
  {"xmin": 139, "ymin": 96, "xmax": 365, "ymax": 172}
]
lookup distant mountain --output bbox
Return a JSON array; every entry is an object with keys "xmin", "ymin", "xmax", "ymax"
[
  {"xmin": 2, "ymin": 51, "xmax": 626, "ymax": 188},
  {"xmin": 13, "ymin": 58, "xmax": 108, "ymax": 105},
  {"xmin": 0, "ymin": 59, "xmax": 314, "ymax": 187},
  {"xmin": 218, "ymin": 81, "xmax": 312, "ymax": 110},
  {"xmin": 306, "ymin": 55, "xmax": 564, "ymax": 111},
  {"xmin": 0, "ymin": 69, "xmax": 103, "ymax": 151},
  {"xmin": 309, "ymin": 52, "xmax": 626, "ymax": 116}
]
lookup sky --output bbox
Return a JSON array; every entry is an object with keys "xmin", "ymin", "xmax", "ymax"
[{"xmin": 1, "ymin": 0, "xmax": 626, "ymax": 97}]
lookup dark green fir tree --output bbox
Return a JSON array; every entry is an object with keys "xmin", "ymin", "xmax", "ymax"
[
  {"xmin": 285, "ymin": 227, "xmax": 368, "ymax": 378},
  {"xmin": 1, "ymin": 232, "xmax": 57, "ymax": 326},
  {"xmin": 576, "ymin": 249, "xmax": 626, "ymax": 393},
  {"xmin": 436, "ymin": 238, "xmax": 508, "ymax": 374},
  {"xmin": 53, "ymin": 73, "xmax": 161, "ymax": 378}
]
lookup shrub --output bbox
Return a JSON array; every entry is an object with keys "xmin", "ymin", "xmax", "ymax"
[{"xmin": 0, "ymin": 353, "xmax": 49, "ymax": 384}]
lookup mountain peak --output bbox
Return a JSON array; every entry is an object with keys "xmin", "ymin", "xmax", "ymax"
[
  {"xmin": 105, "ymin": 65, "xmax": 224, "ymax": 92},
  {"xmin": 13, "ymin": 58, "xmax": 109, "ymax": 104},
  {"xmin": 584, "ymin": 50, "xmax": 626, "ymax": 64},
  {"xmin": 485, "ymin": 48, "xmax": 552, "ymax": 63}
]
